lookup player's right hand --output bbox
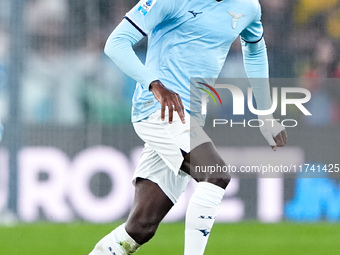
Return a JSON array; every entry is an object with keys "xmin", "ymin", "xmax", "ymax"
[
  {"xmin": 258, "ymin": 115, "xmax": 287, "ymax": 151},
  {"xmin": 149, "ymin": 80, "xmax": 186, "ymax": 124}
]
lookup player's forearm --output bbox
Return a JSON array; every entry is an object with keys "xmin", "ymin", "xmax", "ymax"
[
  {"xmin": 104, "ymin": 19, "xmax": 159, "ymax": 90},
  {"xmin": 242, "ymin": 38, "xmax": 272, "ymax": 110}
]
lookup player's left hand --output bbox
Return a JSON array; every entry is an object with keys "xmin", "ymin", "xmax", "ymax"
[{"xmin": 258, "ymin": 115, "xmax": 287, "ymax": 151}]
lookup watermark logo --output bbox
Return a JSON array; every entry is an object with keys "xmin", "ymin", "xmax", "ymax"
[
  {"xmin": 199, "ymin": 82, "xmax": 312, "ymax": 127},
  {"xmin": 199, "ymin": 82, "xmax": 222, "ymax": 115}
]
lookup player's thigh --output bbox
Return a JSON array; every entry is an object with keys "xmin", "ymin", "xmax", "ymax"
[{"xmin": 181, "ymin": 142, "xmax": 231, "ymax": 188}]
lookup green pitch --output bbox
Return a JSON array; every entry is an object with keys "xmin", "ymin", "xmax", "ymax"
[{"xmin": 1, "ymin": 222, "xmax": 340, "ymax": 255}]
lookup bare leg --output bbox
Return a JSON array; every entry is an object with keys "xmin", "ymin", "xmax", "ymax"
[
  {"xmin": 89, "ymin": 178, "xmax": 174, "ymax": 255},
  {"xmin": 125, "ymin": 178, "xmax": 174, "ymax": 245},
  {"xmin": 181, "ymin": 142, "xmax": 231, "ymax": 188}
]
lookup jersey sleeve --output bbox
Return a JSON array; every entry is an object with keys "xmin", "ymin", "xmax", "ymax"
[
  {"xmin": 104, "ymin": 19, "xmax": 159, "ymax": 90},
  {"xmin": 240, "ymin": 2, "xmax": 264, "ymax": 43},
  {"xmin": 125, "ymin": 0, "xmax": 175, "ymax": 36}
]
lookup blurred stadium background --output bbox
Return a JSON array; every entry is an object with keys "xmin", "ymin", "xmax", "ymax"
[{"xmin": 0, "ymin": 0, "xmax": 340, "ymax": 254}]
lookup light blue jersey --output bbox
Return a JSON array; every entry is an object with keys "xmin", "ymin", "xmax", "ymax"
[{"xmin": 125, "ymin": 0, "xmax": 264, "ymax": 123}]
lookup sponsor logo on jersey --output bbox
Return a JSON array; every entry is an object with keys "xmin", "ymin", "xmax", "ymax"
[
  {"xmin": 138, "ymin": 0, "xmax": 157, "ymax": 16},
  {"xmin": 188, "ymin": 10, "xmax": 203, "ymax": 17}
]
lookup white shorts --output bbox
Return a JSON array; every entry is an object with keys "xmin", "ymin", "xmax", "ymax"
[{"xmin": 132, "ymin": 110, "xmax": 211, "ymax": 203}]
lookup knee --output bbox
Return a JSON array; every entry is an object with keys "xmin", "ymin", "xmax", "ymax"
[
  {"xmin": 207, "ymin": 172, "xmax": 231, "ymax": 189},
  {"xmin": 125, "ymin": 216, "xmax": 159, "ymax": 244}
]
